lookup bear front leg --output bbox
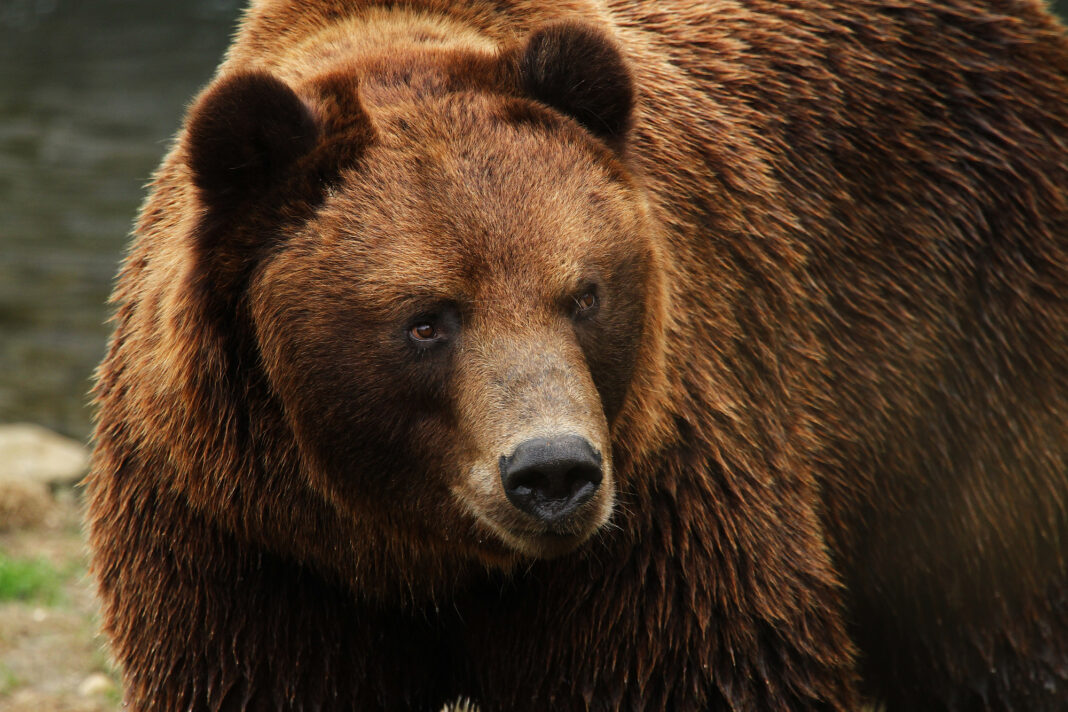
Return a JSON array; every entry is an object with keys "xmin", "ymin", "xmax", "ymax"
[
  {"xmin": 90, "ymin": 485, "xmax": 457, "ymax": 711},
  {"xmin": 457, "ymin": 450, "xmax": 860, "ymax": 711}
]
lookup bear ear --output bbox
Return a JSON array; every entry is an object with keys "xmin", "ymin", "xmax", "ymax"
[
  {"xmin": 519, "ymin": 22, "xmax": 635, "ymax": 146},
  {"xmin": 185, "ymin": 72, "xmax": 320, "ymax": 215}
]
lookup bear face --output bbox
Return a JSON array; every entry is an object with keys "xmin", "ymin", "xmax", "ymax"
[
  {"xmin": 252, "ymin": 102, "xmax": 656, "ymax": 561},
  {"xmin": 184, "ymin": 25, "xmax": 661, "ymax": 563}
]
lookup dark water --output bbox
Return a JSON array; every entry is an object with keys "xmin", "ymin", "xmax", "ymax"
[
  {"xmin": 1, "ymin": 1, "xmax": 1066, "ymax": 441},
  {"xmin": 0, "ymin": 0, "xmax": 243, "ymax": 439}
]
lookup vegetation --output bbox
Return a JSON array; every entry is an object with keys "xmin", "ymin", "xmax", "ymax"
[
  {"xmin": 0, "ymin": 551, "xmax": 67, "ymax": 605},
  {"xmin": 0, "ymin": 663, "xmax": 20, "ymax": 695}
]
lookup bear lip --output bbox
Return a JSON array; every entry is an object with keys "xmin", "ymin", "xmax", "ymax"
[{"xmin": 460, "ymin": 476, "xmax": 615, "ymax": 559}]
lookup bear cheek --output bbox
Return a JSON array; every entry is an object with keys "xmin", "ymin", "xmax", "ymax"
[
  {"xmin": 580, "ymin": 304, "xmax": 643, "ymax": 424},
  {"xmin": 578, "ymin": 259, "xmax": 650, "ymax": 424},
  {"xmin": 251, "ymin": 285, "xmax": 456, "ymax": 506}
]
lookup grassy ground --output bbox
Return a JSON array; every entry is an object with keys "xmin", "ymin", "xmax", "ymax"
[{"xmin": 0, "ymin": 490, "xmax": 120, "ymax": 711}]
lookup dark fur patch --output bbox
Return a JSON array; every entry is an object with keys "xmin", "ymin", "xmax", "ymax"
[
  {"xmin": 519, "ymin": 22, "xmax": 634, "ymax": 147},
  {"xmin": 186, "ymin": 72, "xmax": 320, "ymax": 215}
]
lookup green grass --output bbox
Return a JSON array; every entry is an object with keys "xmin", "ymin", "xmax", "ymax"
[
  {"xmin": 0, "ymin": 663, "xmax": 20, "ymax": 696},
  {"xmin": 0, "ymin": 551, "xmax": 66, "ymax": 604}
]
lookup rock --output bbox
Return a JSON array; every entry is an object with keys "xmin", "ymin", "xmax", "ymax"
[
  {"xmin": 0, "ymin": 423, "xmax": 90, "ymax": 487},
  {"xmin": 78, "ymin": 672, "xmax": 117, "ymax": 698},
  {"xmin": 0, "ymin": 423, "xmax": 89, "ymax": 531},
  {"xmin": 0, "ymin": 479, "xmax": 53, "ymax": 531}
]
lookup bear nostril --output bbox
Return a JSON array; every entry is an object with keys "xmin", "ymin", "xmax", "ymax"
[{"xmin": 499, "ymin": 436, "xmax": 603, "ymax": 524}]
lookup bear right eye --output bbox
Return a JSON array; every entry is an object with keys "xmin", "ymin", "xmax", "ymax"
[
  {"xmin": 404, "ymin": 304, "xmax": 459, "ymax": 350},
  {"xmin": 409, "ymin": 322, "xmax": 438, "ymax": 341}
]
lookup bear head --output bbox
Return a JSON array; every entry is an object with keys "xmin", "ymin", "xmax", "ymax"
[{"xmin": 180, "ymin": 21, "xmax": 667, "ymax": 570}]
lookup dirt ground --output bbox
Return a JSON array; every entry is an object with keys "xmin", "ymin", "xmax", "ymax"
[{"xmin": 0, "ymin": 489, "xmax": 120, "ymax": 711}]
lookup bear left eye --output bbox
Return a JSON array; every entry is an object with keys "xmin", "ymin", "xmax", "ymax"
[
  {"xmin": 405, "ymin": 306, "xmax": 459, "ymax": 350},
  {"xmin": 573, "ymin": 290, "xmax": 598, "ymax": 316}
]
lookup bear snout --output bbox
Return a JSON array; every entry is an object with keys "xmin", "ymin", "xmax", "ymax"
[{"xmin": 498, "ymin": 435, "xmax": 603, "ymax": 524}]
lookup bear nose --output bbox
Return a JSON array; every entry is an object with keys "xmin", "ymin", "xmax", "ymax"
[{"xmin": 499, "ymin": 435, "xmax": 603, "ymax": 524}]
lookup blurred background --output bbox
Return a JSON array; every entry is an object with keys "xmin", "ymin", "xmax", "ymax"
[
  {"xmin": 2, "ymin": 0, "xmax": 244, "ymax": 441},
  {"xmin": 0, "ymin": 1, "xmax": 1066, "ymax": 709}
]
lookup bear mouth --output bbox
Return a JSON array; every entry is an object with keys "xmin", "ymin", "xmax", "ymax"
[
  {"xmin": 454, "ymin": 454, "xmax": 615, "ymax": 561},
  {"xmin": 468, "ymin": 490, "xmax": 615, "ymax": 560}
]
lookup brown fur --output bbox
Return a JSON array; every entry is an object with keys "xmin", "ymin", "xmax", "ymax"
[{"xmin": 88, "ymin": 1, "xmax": 1068, "ymax": 710}]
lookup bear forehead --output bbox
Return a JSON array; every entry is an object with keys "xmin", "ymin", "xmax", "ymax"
[{"xmin": 291, "ymin": 106, "xmax": 645, "ymax": 295}]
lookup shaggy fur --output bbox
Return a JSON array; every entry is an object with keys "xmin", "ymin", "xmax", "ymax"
[{"xmin": 88, "ymin": 1, "xmax": 1068, "ymax": 710}]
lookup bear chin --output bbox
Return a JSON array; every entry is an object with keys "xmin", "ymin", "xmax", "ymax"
[{"xmin": 496, "ymin": 529, "xmax": 603, "ymax": 561}]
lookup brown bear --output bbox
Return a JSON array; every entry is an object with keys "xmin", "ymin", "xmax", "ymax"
[{"xmin": 86, "ymin": 0, "xmax": 1068, "ymax": 709}]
